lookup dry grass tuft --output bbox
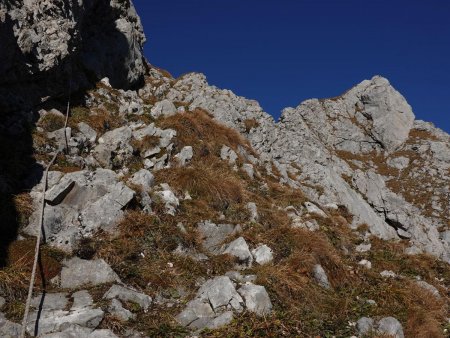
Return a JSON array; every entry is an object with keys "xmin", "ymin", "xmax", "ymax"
[
  {"xmin": 6, "ymin": 239, "xmax": 63, "ymax": 287},
  {"xmin": 0, "ymin": 265, "xmax": 28, "ymax": 300},
  {"xmin": 38, "ymin": 113, "xmax": 65, "ymax": 132},
  {"xmin": 243, "ymin": 118, "xmax": 260, "ymax": 132},
  {"xmin": 158, "ymin": 108, "xmax": 253, "ymax": 158},
  {"xmin": 100, "ymin": 314, "xmax": 126, "ymax": 335},
  {"xmin": 13, "ymin": 193, "xmax": 34, "ymax": 228},
  {"xmin": 69, "ymin": 106, "xmax": 125, "ymax": 133},
  {"xmin": 155, "ymin": 158, "xmax": 245, "ymax": 211}
]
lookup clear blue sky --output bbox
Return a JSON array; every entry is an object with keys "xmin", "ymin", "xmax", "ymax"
[{"xmin": 134, "ymin": 0, "xmax": 450, "ymax": 133}]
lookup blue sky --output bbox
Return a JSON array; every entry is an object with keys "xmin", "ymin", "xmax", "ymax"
[{"xmin": 134, "ymin": 0, "xmax": 450, "ymax": 133}]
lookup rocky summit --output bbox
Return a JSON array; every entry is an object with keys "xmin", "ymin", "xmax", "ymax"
[{"xmin": 0, "ymin": 1, "xmax": 449, "ymax": 338}]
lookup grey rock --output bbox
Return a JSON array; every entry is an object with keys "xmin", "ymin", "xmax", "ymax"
[
  {"xmin": 176, "ymin": 299, "xmax": 216, "ymax": 327},
  {"xmin": 291, "ymin": 218, "xmax": 320, "ymax": 231},
  {"xmin": 237, "ymin": 284, "xmax": 272, "ymax": 316},
  {"xmin": 154, "ymin": 187, "xmax": 179, "ymax": 216},
  {"xmin": 380, "ymin": 270, "xmax": 397, "ymax": 278},
  {"xmin": 203, "ymin": 311, "xmax": 234, "ymax": 329},
  {"xmin": 150, "ymin": 99, "xmax": 177, "ymax": 118},
  {"xmin": 405, "ymin": 245, "xmax": 423, "ymax": 255},
  {"xmin": 80, "ymin": 183, "xmax": 135, "ymax": 233},
  {"xmin": 197, "ymin": 220, "xmax": 241, "ymax": 254},
  {"xmin": 94, "ymin": 126, "xmax": 133, "ymax": 168},
  {"xmin": 142, "ymin": 146, "xmax": 162, "ymax": 159},
  {"xmin": 60, "ymin": 258, "xmax": 120, "ymax": 289},
  {"xmin": 26, "ymin": 308, "xmax": 104, "ymax": 336},
  {"xmin": 72, "ymin": 290, "xmax": 94, "ymax": 310},
  {"xmin": 358, "ymin": 259, "xmax": 372, "ymax": 269},
  {"xmin": 196, "ymin": 276, "xmax": 244, "ymax": 312},
  {"xmin": 220, "ymin": 145, "xmax": 238, "ymax": 164},
  {"xmin": 441, "ymin": 230, "xmax": 450, "ymax": 245},
  {"xmin": 251, "ymin": 244, "xmax": 273, "ymax": 265},
  {"xmin": 132, "ymin": 123, "xmax": 158, "ymax": 141},
  {"xmin": 222, "ymin": 237, "xmax": 253, "ymax": 268},
  {"xmin": 313, "ymin": 264, "xmax": 331, "ymax": 289},
  {"xmin": 78, "ymin": 122, "xmax": 97, "ymax": 143},
  {"xmin": 157, "ymin": 71, "xmax": 450, "ymax": 264},
  {"xmin": 304, "ymin": 202, "xmax": 327, "ymax": 218},
  {"xmin": 174, "ymin": 146, "xmax": 193, "ymax": 166},
  {"xmin": 387, "ymin": 156, "xmax": 410, "ymax": 170},
  {"xmin": 129, "ymin": 169, "xmax": 154, "ymax": 191},
  {"xmin": 324, "ymin": 203, "xmax": 339, "ymax": 210},
  {"xmin": 39, "ymin": 324, "xmax": 92, "ymax": 338},
  {"xmin": 45, "ymin": 177, "xmax": 75, "ymax": 205},
  {"xmin": 176, "ymin": 276, "xmax": 243, "ymax": 330},
  {"xmin": 103, "ymin": 285, "xmax": 152, "ymax": 311},
  {"xmin": 377, "ymin": 317, "xmax": 404, "ymax": 338},
  {"xmin": 359, "ymin": 76, "xmax": 415, "ymax": 152},
  {"xmin": 88, "ymin": 329, "xmax": 119, "ymax": 338},
  {"xmin": 25, "ymin": 169, "xmax": 134, "ymax": 252},
  {"xmin": 108, "ymin": 299, "xmax": 135, "ymax": 321},
  {"xmin": 0, "ymin": 313, "xmax": 22, "ymax": 338},
  {"xmin": 47, "ymin": 127, "xmax": 72, "ymax": 150},
  {"xmin": 31, "ymin": 293, "xmax": 68, "ymax": 311},
  {"xmin": 59, "ymin": 329, "xmax": 116, "ymax": 338},
  {"xmin": 242, "ymin": 163, "xmax": 255, "ymax": 179},
  {"xmin": 246, "ymin": 202, "xmax": 259, "ymax": 222},
  {"xmin": 356, "ymin": 243, "xmax": 372, "ymax": 253},
  {"xmin": 397, "ymin": 228, "xmax": 412, "ymax": 239},
  {"xmin": 356, "ymin": 317, "xmax": 374, "ymax": 335}
]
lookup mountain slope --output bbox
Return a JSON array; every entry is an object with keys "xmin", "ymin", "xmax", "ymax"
[{"xmin": 0, "ymin": 2, "xmax": 449, "ymax": 337}]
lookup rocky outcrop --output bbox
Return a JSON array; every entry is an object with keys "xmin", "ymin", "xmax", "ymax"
[
  {"xmin": 0, "ymin": 0, "xmax": 146, "ymax": 115},
  {"xmin": 155, "ymin": 72, "xmax": 450, "ymax": 263}
]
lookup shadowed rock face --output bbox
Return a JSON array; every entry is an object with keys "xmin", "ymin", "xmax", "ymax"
[{"xmin": 0, "ymin": 0, "xmax": 146, "ymax": 115}]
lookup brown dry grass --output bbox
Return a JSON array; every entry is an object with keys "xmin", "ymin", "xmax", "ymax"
[
  {"xmin": 409, "ymin": 129, "xmax": 440, "ymax": 141},
  {"xmin": 130, "ymin": 134, "xmax": 160, "ymax": 155},
  {"xmin": 244, "ymin": 118, "xmax": 260, "ymax": 132},
  {"xmin": 336, "ymin": 150, "xmax": 398, "ymax": 177},
  {"xmin": 158, "ymin": 108, "xmax": 254, "ymax": 159},
  {"xmin": 155, "ymin": 158, "xmax": 245, "ymax": 211},
  {"xmin": 6, "ymin": 239, "xmax": 63, "ymax": 287},
  {"xmin": 69, "ymin": 106, "xmax": 125, "ymax": 133},
  {"xmin": 13, "ymin": 193, "xmax": 34, "ymax": 228}
]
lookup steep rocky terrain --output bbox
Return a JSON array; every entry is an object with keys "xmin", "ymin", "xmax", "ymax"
[{"xmin": 1, "ymin": 1, "xmax": 449, "ymax": 338}]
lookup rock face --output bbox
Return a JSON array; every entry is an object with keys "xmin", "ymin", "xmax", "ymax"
[{"xmin": 0, "ymin": 0, "xmax": 146, "ymax": 114}]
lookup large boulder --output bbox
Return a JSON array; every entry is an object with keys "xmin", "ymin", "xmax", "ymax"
[
  {"xmin": 24, "ymin": 169, "xmax": 135, "ymax": 252},
  {"xmin": 60, "ymin": 258, "xmax": 120, "ymax": 288}
]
